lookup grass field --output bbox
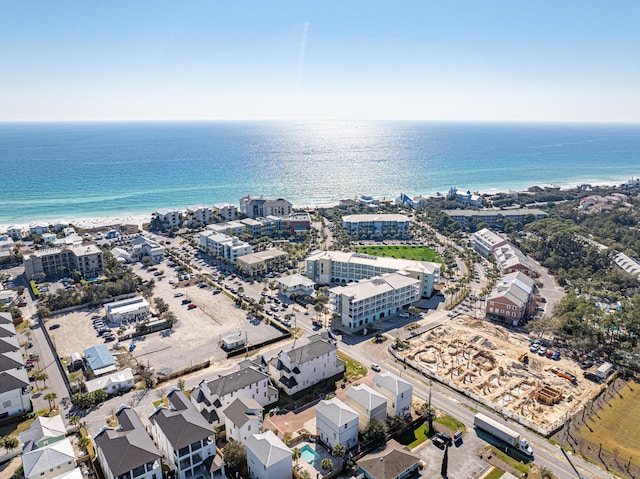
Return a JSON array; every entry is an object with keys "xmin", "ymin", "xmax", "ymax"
[
  {"xmin": 578, "ymin": 381, "xmax": 640, "ymax": 465},
  {"xmin": 396, "ymin": 422, "xmax": 431, "ymax": 448},
  {"xmin": 356, "ymin": 245, "xmax": 443, "ymax": 264}
]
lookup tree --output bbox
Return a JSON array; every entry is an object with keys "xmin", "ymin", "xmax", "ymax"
[
  {"xmin": 331, "ymin": 443, "xmax": 346, "ymax": 458},
  {"xmin": 154, "ymin": 297, "xmax": 169, "ymax": 315},
  {"xmin": 321, "ymin": 458, "xmax": 334, "ymax": 476},
  {"xmin": 37, "ymin": 306, "xmax": 51, "ymax": 320},
  {"xmin": 421, "ymin": 403, "xmax": 437, "ymax": 433},
  {"xmin": 282, "ymin": 431, "xmax": 293, "ymax": 446},
  {"xmin": 78, "ymin": 436, "xmax": 91, "ymax": 450},
  {"xmin": 44, "ymin": 392, "xmax": 58, "ymax": 410},
  {"xmin": 1, "ymin": 436, "xmax": 19, "ymax": 453},
  {"xmin": 292, "ymin": 447, "xmax": 301, "ymax": 465},
  {"xmin": 363, "ymin": 418, "xmax": 388, "ymax": 447},
  {"xmin": 177, "ymin": 378, "xmax": 185, "ymax": 391},
  {"xmin": 69, "ymin": 415, "xmax": 82, "ymax": 431},
  {"xmin": 224, "ymin": 440, "xmax": 247, "ymax": 474},
  {"xmin": 39, "ymin": 372, "xmax": 49, "ymax": 389}
]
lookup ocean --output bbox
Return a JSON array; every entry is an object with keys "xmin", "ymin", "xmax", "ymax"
[{"xmin": 1, "ymin": 121, "xmax": 640, "ymax": 224}]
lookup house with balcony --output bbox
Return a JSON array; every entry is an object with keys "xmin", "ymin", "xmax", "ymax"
[
  {"xmin": 269, "ymin": 337, "xmax": 344, "ymax": 396},
  {"xmin": 246, "ymin": 431, "xmax": 291, "ymax": 479},
  {"xmin": 131, "ymin": 235, "xmax": 165, "ymax": 264},
  {"xmin": 190, "ymin": 365, "xmax": 278, "ymax": 426},
  {"xmin": 345, "ymin": 384, "xmax": 387, "ymax": 431},
  {"xmin": 0, "ymin": 313, "xmax": 32, "ymax": 419},
  {"xmin": 94, "ymin": 405, "xmax": 162, "ymax": 479},
  {"xmin": 276, "ymin": 274, "xmax": 315, "ymax": 299},
  {"xmin": 223, "ymin": 397, "xmax": 263, "ymax": 443},
  {"xmin": 372, "ymin": 372, "xmax": 413, "ymax": 417},
  {"xmin": 316, "ymin": 398, "xmax": 359, "ymax": 451},
  {"xmin": 240, "ymin": 195, "xmax": 292, "ymax": 219},
  {"xmin": 149, "ymin": 389, "xmax": 222, "ymax": 479}
]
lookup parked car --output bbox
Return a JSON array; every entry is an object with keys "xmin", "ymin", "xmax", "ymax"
[
  {"xmin": 371, "ymin": 363, "xmax": 381, "ymax": 372},
  {"xmin": 174, "ymin": 292, "xmax": 184, "ymax": 297},
  {"xmin": 48, "ymin": 324, "xmax": 60, "ymax": 330},
  {"xmin": 399, "ymin": 313, "xmax": 410, "ymax": 318},
  {"xmin": 187, "ymin": 303, "xmax": 197, "ymax": 310},
  {"xmin": 551, "ymin": 351, "xmax": 561, "ymax": 360},
  {"xmin": 529, "ymin": 343, "xmax": 540, "ymax": 353},
  {"xmin": 181, "ymin": 298, "xmax": 191, "ymax": 305}
]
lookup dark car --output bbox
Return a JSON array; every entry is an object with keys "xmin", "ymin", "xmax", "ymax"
[
  {"xmin": 453, "ymin": 430, "xmax": 463, "ymax": 444},
  {"xmin": 432, "ymin": 432, "xmax": 452, "ymax": 449},
  {"xmin": 48, "ymin": 324, "xmax": 60, "ymax": 330}
]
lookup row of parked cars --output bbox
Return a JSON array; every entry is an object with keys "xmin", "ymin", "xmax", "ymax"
[
  {"xmin": 92, "ymin": 315, "xmax": 116, "ymax": 342},
  {"xmin": 530, "ymin": 341, "xmax": 561, "ymax": 360}
]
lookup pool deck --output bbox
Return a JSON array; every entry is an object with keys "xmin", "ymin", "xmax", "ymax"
[{"xmin": 294, "ymin": 440, "xmax": 346, "ymax": 478}]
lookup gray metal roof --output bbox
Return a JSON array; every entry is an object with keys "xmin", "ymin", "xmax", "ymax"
[
  {"xmin": 245, "ymin": 431, "xmax": 291, "ymax": 467},
  {"xmin": 285, "ymin": 338, "xmax": 336, "ymax": 365},
  {"xmin": 94, "ymin": 407, "xmax": 161, "ymax": 477},
  {"xmin": 0, "ymin": 369, "xmax": 28, "ymax": 394},
  {"xmin": 206, "ymin": 366, "xmax": 268, "ymax": 397},
  {"xmin": 358, "ymin": 445, "xmax": 419, "ymax": 479},
  {"xmin": 223, "ymin": 398, "xmax": 263, "ymax": 428}
]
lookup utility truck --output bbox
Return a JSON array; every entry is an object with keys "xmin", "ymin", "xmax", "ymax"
[{"xmin": 474, "ymin": 413, "xmax": 533, "ymax": 457}]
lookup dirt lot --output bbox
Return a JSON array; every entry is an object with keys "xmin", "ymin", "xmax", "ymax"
[
  {"xmin": 397, "ymin": 316, "xmax": 604, "ymax": 430},
  {"xmin": 48, "ymin": 264, "xmax": 283, "ymax": 376}
]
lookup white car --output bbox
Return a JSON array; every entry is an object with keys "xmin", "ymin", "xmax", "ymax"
[
  {"xmin": 371, "ymin": 363, "xmax": 381, "ymax": 372},
  {"xmin": 399, "ymin": 313, "xmax": 410, "ymax": 318}
]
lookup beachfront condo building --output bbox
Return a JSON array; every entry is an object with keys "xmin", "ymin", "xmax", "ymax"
[
  {"xmin": 152, "ymin": 208, "xmax": 183, "ymax": 229},
  {"xmin": 342, "ymin": 214, "xmax": 410, "ymax": 239},
  {"xmin": 239, "ymin": 195, "xmax": 293, "ymax": 218},
  {"xmin": 444, "ymin": 208, "xmax": 548, "ymax": 229},
  {"xmin": 329, "ymin": 273, "xmax": 421, "ymax": 329},
  {"xmin": 306, "ymin": 250, "xmax": 440, "ymax": 298},
  {"xmin": 213, "ymin": 203, "xmax": 238, "ymax": 221},
  {"xmin": 185, "ymin": 205, "xmax": 214, "ymax": 226},
  {"xmin": 23, "ymin": 244, "xmax": 103, "ymax": 280}
]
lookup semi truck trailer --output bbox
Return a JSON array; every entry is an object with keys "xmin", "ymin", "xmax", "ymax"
[{"xmin": 474, "ymin": 413, "xmax": 533, "ymax": 457}]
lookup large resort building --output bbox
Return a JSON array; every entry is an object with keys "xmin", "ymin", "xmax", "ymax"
[
  {"xmin": 240, "ymin": 195, "xmax": 293, "ymax": 219},
  {"xmin": 306, "ymin": 250, "xmax": 440, "ymax": 298},
  {"xmin": 330, "ymin": 273, "xmax": 420, "ymax": 329},
  {"xmin": 342, "ymin": 214, "xmax": 410, "ymax": 239},
  {"xmin": 23, "ymin": 244, "xmax": 103, "ymax": 280}
]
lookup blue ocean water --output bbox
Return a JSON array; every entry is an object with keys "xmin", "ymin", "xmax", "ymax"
[{"xmin": 1, "ymin": 121, "xmax": 639, "ymax": 224}]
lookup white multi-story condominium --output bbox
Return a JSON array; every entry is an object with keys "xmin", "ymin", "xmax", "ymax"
[
  {"xmin": 29, "ymin": 222, "xmax": 50, "ymax": 236},
  {"xmin": 206, "ymin": 221, "xmax": 247, "ymax": 237},
  {"xmin": 152, "ymin": 208, "xmax": 183, "ymax": 229},
  {"xmin": 190, "ymin": 366, "xmax": 279, "ymax": 426},
  {"xmin": 149, "ymin": 390, "xmax": 220, "ymax": 479},
  {"xmin": 105, "ymin": 297, "xmax": 150, "ymax": 324},
  {"xmin": 23, "ymin": 244, "xmax": 104, "ymax": 280},
  {"xmin": 471, "ymin": 228, "xmax": 508, "ymax": 257},
  {"xmin": 240, "ymin": 195, "xmax": 293, "ymax": 219},
  {"xmin": 236, "ymin": 248, "xmax": 288, "ymax": 277},
  {"xmin": 186, "ymin": 205, "xmax": 214, "ymax": 226},
  {"xmin": 199, "ymin": 231, "xmax": 253, "ymax": 261},
  {"xmin": 0, "ymin": 235, "xmax": 14, "ymax": 258},
  {"xmin": 276, "ymin": 274, "xmax": 315, "ymax": 299},
  {"xmin": 342, "ymin": 214, "xmax": 410, "ymax": 239},
  {"xmin": 330, "ymin": 273, "xmax": 420, "ymax": 329},
  {"xmin": 0, "ymin": 313, "xmax": 32, "ymax": 419},
  {"xmin": 6, "ymin": 225, "xmax": 24, "ymax": 241},
  {"xmin": 240, "ymin": 218, "xmax": 263, "ymax": 237},
  {"xmin": 345, "ymin": 384, "xmax": 387, "ymax": 431},
  {"xmin": 316, "ymin": 398, "xmax": 359, "ymax": 451},
  {"xmin": 372, "ymin": 371, "xmax": 413, "ymax": 417},
  {"xmin": 443, "ymin": 208, "xmax": 549, "ymax": 229},
  {"xmin": 94, "ymin": 406, "xmax": 162, "ymax": 479},
  {"xmin": 213, "ymin": 203, "xmax": 238, "ymax": 221},
  {"xmin": 269, "ymin": 337, "xmax": 345, "ymax": 395},
  {"xmin": 307, "ymin": 250, "xmax": 440, "ymax": 298},
  {"xmin": 131, "ymin": 235, "xmax": 165, "ymax": 264},
  {"xmin": 486, "ymin": 272, "xmax": 535, "ymax": 325},
  {"xmin": 494, "ymin": 244, "xmax": 534, "ymax": 276},
  {"xmin": 223, "ymin": 398, "xmax": 263, "ymax": 443},
  {"xmin": 246, "ymin": 431, "xmax": 291, "ymax": 479}
]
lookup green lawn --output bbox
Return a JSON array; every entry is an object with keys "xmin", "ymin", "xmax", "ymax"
[
  {"xmin": 484, "ymin": 468, "xmax": 505, "ymax": 479},
  {"xmin": 435, "ymin": 414, "xmax": 466, "ymax": 433},
  {"xmin": 484, "ymin": 446, "xmax": 531, "ymax": 474},
  {"xmin": 396, "ymin": 422, "xmax": 432, "ymax": 448},
  {"xmin": 356, "ymin": 245, "xmax": 443, "ymax": 263},
  {"xmin": 337, "ymin": 351, "xmax": 367, "ymax": 382}
]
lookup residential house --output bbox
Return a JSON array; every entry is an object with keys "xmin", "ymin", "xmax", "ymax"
[
  {"xmin": 372, "ymin": 372, "xmax": 413, "ymax": 417},
  {"xmin": 485, "ymin": 272, "xmax": 535, "ymax": 325},
  {"xmin": 85, "ymin": 368, "xmax": 134, "ymax": 394},
  {"xmin": 269, "ymin": 337, "xmax": 344, "ymax": 395},
  {"xmin": 330, "ymin": 273, "xmax": 421, "ymax": 330},
  {"xmin": 236, "ymin": 248, "xmax": 288, "ymax": 277},
  {"xmin": 447, "ymin": 187, "xmax": 483, "ymax": 208},
  {"xmin": 6, "ymin": 225, "xmax": 24, "ymax": 241},
  {"xmin": 152, "ymin": 208, "xmax": 183, "ymax": 230},
  {"xmin": 186, "ymin": 205, "xmax": 214, "ymax": 226},
  {"xmin": 357, "ymin": 440, "xmax": 420, "ymax": 479},
  {"xmin": 306, "ymin": 250, "xmax": 441, "ymax": 298},
  {"xmin": 315, "ymin": 398, "xmax": 359, "ymax": 451},
  {"xmin": 84, "ymin": 345, "xmax": 116, "ymax": 377},
  {"xmin": 394, "ymin": 193, "xmax": 429, "ymax": 209},
  {"xmin": 342, "ymin": 214, "xmax": 410, "ymax": 239},
  {"xmin": 245, "ymin": 431, "xmax": 291, "ymax": 479},
  {"xmin": 276, "ymin": 274, "xmax": 315, "ymax": 299},
  {"xmin": 213, "ymin": 203, "xmax": 238, "ymax": 221},
  {"xmin": 19, "ymin": 415, "xmax": 66, "ymax": 450},
  {"xmin": 94, "ymin": 405, "xmax": 162, "ymax": 479},
  {"xmin": 345, "ymin": 384, "xmax": 387, "ymax": 431},
  {"xmin": 131, "ymin": 235, "xmax": 165, "ymax": 264},
  {"xmin": 0, "ymin": 235, "xmax": 14, "ymax": 258},
  {"xmin": 23, "ymin": 244, "xmax": 104, "ymax": 280},
  {"xmin": 190, "ymin": 365, "xmax": 278, "ymax": 425},
  {"xmin": 223, "ymin": 397, "xmax": 263, "ymax": 442},
  {"xmin": 29, "ymin": 222, "xmax": 50, "ymax": 236},
  {"xmin": 105, "ymin": 297, "xmax": 150, "ymax": 324},
  {"xmin": 149, "ymin": 389, "xmax": 221, "ymax": 479},
  {"xmin": 494, "ymin": 244, "xmax": 534, "ymax": 276},
  {"xmin": 0, "ymin": 312, "xmax": 31, "ymax": 419},
  {"xmin": 22, "ymin": 438, "xmax": 77, "ymax": 479}
]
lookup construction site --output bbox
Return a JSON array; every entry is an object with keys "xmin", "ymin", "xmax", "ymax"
[{"xmin": 396, "ymin": 316, "xmax": 604, "ymax": 430}]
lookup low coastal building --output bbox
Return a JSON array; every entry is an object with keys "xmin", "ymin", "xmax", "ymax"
[
  {"xmin": 149, "ymin": 389, "xmax": 219, "ymax": 479},
  {"xmin": 316, "ymin": 398, "xmax": 359, "ymax": 451},
  {"xmin": 84, "ymin": 345, "xmax": 116, "ymax": 377},
  {"xmin": 330, "ymin": 273, "xmax": 420, "ymax": 330},
  {"xmin": 447, "ymin": 187, "xmax": 483, "ymax": 208},
  {"xmin": 306, "ymin": 250, "xmax": 440, "ymax": 298},
  {"xmin": 269, "ymin": 337, "xmax": 344, "ymax": 395},
  {"xmin": 372, "ymin": 371, "xmax": 413, "ymax": 417},
  {"xmin": 342, "ymin": 214, "xmax": 410, "ymax": 239},
  {"xmin": 236, "ymin": 248, "xmax": 288, "ymax": 277},
  {"xmin": 357, "ymin": 440, "xmax": 420, "ymax": 479},
  {"xmin": 223, "ymin": 397, "xmax": 263, "ymax": 443},
  {"xmin": 245, "ymin": 431, "xmax": 291, "ymax": 479},
  {"xmin": 199, "ymin": 232, "xmax": 253, "ymax": 261},
  {"xmin": 6, "ymin": 226, "xmax": 24, "ymax": 241},
  {"xmin": 276, "ymin": 274, "xmax": 315, "ymax": 299},
  {"xmin": 0, "ymin": 235, "xmax": 14, "ymax": 258},
  {"xmin": 29, "ymin": 222, "xmax": 50, "ymax": 237},
  {"xmin": 206, "ymin": 221, "xmax": 247, "ymax": 237},
  {"xmin": 494, "ymin": 244, "xmax": 534, "ymax": 276},
  {"xmin": 19, "ymin": 415, "xmax": 66, "ymax": 450},
  {"xmin": 213, "ymin": 203, "xmax": 238, "ymax": 221},
  {"xmin": 94, "ymin": 405, "xmax": 162, "ymax": 479},
  {"xmin": 131, "ymin": 235, "xmax": 165, "ymax": 264},
  {"xmin": 190, "ymin": 365, "xmax": 278, "ymax": 425},
  {"xmin": 105, "ymin": 296, "xmax": 150, "ymax": 324},
  {"xmin": 394, "ymin": 193, "xmax": 429, "ymax": 209},
  {"xmin": 23, "ymin": 244, "xmax": 104, "ymax": 280},
  {"xmin": 221, "ymin": 331, "xmax": 246, "ymax": 351},
  {"xmin": 485, "ymin": 272, "xmax": 535, "ymax": 325},
  {"xmin": 21, "ymin": 437, "xmax": 77, "ymax": 479},
  {"xmin": 345, "ymin": 384, "xmax": 387, "ymax": 431},
  {"xmin": 444, "ymin": 208, "xmax": 548, "ymax": 229},
  {"xmin": 152, "ymin": 208, "xmax": 183, "ymax": 229},
  {"xmin": 240, "ymin": 195, "xmax": 293, "ymax": 219},
  {"xmin": 84, "ymin": 368, "xmax": 134, "ymax": 394}
]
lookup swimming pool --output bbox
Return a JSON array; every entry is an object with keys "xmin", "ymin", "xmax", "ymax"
[{"xmin": 300, "ymin": 444, "xmax": 322, "ymax": 464}]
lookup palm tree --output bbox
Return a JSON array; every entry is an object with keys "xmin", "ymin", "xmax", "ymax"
[
  {"xmin": 292, "ymin": 447, "xmax": 301, "ymax": 466},
  {"xmin": 78, "ymin": 436, "xmax": 91, "ymax": 451},
  {"xmin": 1, "ymin": 436, "xmax": 19, "ymax": 453},
  {"xmin": 321, "ymin": 458, "xmax": 334, "ymax": 477},
  {"xmin": 331, "ymin": 443, "xmax": 346, "ymax": 458},
  {"xmin": 68, "ymin": 415, "xmax": 82, "ymax": 432},
  {"xmin": 44, "ymin": 392, "xmax": 58, "ymax": 410},
  {"xmin": 421, "ymin": 403, "xmax": 437, "ymax": 433},
  {"xmin": 40, "ymin": 372, "xmax": 49, "ymax": 389}
]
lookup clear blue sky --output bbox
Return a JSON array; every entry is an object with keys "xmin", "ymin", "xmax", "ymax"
[{"xmin": 1, "ymin": 1, "xmax": 639, "ymax": 122}]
